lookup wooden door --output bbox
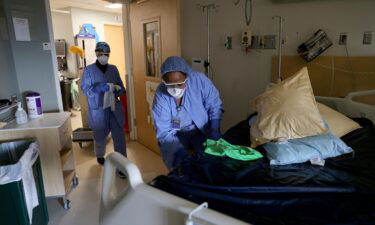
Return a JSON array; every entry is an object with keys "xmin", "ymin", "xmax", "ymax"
[
  {"xmin": 104, "ymin": 24, "xmax": 126, "ymax": 85},
  {"xmin": 130, "ymin": 0, "xmax": 181, "ymax": 154}
]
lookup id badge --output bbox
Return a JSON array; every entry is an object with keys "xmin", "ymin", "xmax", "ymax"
[{"xmin": 171, "ymin": 117, "xmax": 181, "ymax": 130}]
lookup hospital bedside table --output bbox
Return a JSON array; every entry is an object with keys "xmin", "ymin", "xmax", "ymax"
[{"xmin": 0, "ymin": 112, "xmax": 77, "ymax": 209}]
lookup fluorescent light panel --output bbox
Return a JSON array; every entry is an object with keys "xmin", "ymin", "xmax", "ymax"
[{"xmin": 105, "ymin": 3, "xmax": 122, "ymax": 8}]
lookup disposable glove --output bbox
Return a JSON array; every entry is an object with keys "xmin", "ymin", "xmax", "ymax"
[
  {"xmin": 210, "ymin": 130, "xmax": 221, "ymax": 141},
  {"xmin": 210, "ymin": 119, "xmax": 221, "ymax": 140},
  {"xmin": 92, "ymin": 83, "xmax": 109, "ymax": 93}
]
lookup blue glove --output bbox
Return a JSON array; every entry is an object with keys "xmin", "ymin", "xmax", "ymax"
[
  {"xmin": 92, "ymin": 83, "xmax": 109, "ymax": 93},
  {"xmin": 113, "ymin": 85, "xmax": 123, "ymax": 95},
  {"xmin": 209, "ymin": 119, "xmax": 221, "ymax": 140},
  {"xmin": 210, "ymin": 130, "xmax": 221, "ymax": 141},
  {"xmin": 210, "ymin": 119, "xmax": 221, "ymax": 130}
]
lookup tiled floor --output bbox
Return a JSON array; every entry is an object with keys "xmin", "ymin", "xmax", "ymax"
[{"xmin": 47, "ymin": 110, "xmax": 168, "ymax": 225}]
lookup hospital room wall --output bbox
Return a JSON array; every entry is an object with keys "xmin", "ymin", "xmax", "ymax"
[
  {"xmin": 0, "ymin": 1, "xmax": 20, "ymax": 100},
  {"xmin": 181, "ymin": 0, "xmax": 375, "ymax": 130},
  {"xmin": 0, "ymin": 41, "xmax": 19, "ymax": 99},
  {"xmin": 51, "ymin": 11, "xmax": 77, "ymax": 75},
  {"xmin": 2, "ymin": 0, "xmax": 62, "ymax": 111}
]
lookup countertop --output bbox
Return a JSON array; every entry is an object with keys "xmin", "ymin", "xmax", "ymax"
[{"xmin": 0, "ymin": 112, "xmax": 71, "ymax": 131}]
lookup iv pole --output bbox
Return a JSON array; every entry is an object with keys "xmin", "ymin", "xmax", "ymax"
[
  {"xmin": 198, "ymin": 3, "xmax": 219, "ymax": 79},
  {"xmin": 272, "ymin": 16, "xmax": 284, "ymax": 83}
]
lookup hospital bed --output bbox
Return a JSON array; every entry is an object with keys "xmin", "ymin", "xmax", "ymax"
[
  {"xmin": 100, "ymin": 90, "xmax": 374, "ymax": 225},
  {"xmin": 100, "ymin": 151, "xmax": 248, "ymax": 225}
]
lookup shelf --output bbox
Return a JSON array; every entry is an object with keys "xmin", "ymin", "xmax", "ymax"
[{"xmin": 60, "ymin": 147, "xmax": 73, "ymax": 167}]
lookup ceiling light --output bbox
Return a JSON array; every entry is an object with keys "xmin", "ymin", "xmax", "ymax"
[{"xmin": 105, "ymin": 3, "xmax": 123, "ymax": 9}]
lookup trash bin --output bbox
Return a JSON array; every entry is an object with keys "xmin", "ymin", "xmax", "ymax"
[
  {"xmin": 60, "ymin": 78, "xmax": 72, "ymax": 112},
  {"xmin": 0, "ymin": 140, "xmax": 49, "ymax": 225}
]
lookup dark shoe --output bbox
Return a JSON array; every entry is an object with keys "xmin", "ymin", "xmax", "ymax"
[
  {"xmin": 97, "ymin": 157, "xmax": 105, "ymax": 166},
  {"xmin": 116, "ymin": 170, "xmax": 127, "ymax": 179}
]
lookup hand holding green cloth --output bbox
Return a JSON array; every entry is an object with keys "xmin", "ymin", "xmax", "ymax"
[{"xmin": 204, "ymin": 138, "xmax": 263, "ymax": 161}]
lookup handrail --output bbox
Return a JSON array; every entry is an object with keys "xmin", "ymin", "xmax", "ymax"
[{"xmin": 345, "ymin": 89, "xmax": 375, "ymax": 100}]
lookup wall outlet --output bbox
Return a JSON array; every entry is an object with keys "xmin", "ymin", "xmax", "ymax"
[
  {"xmin": 363, "ymin": 31, "xmax": 373, "ymax": 45},
  {"xmin": 339, "ymin": 33, "xmax": 347, "ymax": 45},
  {"xmin": 42, "ymin": 42, "xmax": 52, "ymax": 50}
]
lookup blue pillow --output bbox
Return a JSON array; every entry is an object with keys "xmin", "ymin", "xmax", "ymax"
[{"xmin": 263, "ymin": 126, "xmax": 353, "ymax": 166}]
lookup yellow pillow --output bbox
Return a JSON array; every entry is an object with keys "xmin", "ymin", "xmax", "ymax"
[
  {"xmin": 317, "ymin": 102, "xmax": 361, "ymax": 137},
  {"xmin": 250, "ymin": 67, "xmax": 327, "ymax": 147}
]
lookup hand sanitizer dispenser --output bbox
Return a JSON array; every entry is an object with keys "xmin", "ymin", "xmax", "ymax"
[{"xmin": 15, "ymin": 102, "xmax": 28, "ymax": 124}]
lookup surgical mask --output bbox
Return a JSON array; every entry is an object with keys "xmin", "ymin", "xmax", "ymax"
[
  {"xmin": 97, "ymin": 55, "xmax": 109, "ymax": 65},
  {"xmin": 167, "ymin": 87, "xmax": 185, "ymax": 99}
]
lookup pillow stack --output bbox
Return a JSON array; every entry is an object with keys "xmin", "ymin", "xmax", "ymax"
[{"xmin": 250, "ymin": 67, "xmax": 357, "ymax": 165}]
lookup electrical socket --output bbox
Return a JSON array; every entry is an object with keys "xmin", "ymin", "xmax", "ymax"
[{"xmin": 339, "ymin": 33, "xmax": 348, "ymax": 45}]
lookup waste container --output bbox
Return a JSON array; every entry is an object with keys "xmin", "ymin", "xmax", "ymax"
[
  {"xmin": 60, "ymin": 78, "xmax": 72, "ymax": 112},
  {"xmin": 0, "ymin": 140, "xmax": 49, "ymax": 225}
]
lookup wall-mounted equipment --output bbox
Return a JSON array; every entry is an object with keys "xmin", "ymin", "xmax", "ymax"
[
  {"xmin": 224, "ymin": 36, "xmax": 232, "ymax": 50},
  {"xmin": 55, "ymin": 39, "xmax": 67, "ymax": 71},
  {"xmin": 242, "ymin": 30, "xmax": 252, "ymax": 53},
  {"xmin": 242, "ymin": 30, "xmax": 251, "ymax": 47},
  {"xmin": 297, "ymin": 29, "xmax": 332, "ymax": 62},
  {"xmin": 55, "ymin": 39, "xmax": 66, "ymax": 56},
  {"xmin": 197, "ymin": 3, "xmax": 219, "ymax": 79},
  {"xmin": 250, "ymin": 35, "xmax": 276, "ymax": 49},
  {"xmin": 230, "ymin": 0, "xmax": 253, "ymax": 27},
  {"xmin": 363, "ymin": 31, "xmax": 373, "ymax": 45},
  {"xmin": 191, "ymin": 58, "xmax": 205, "ymax": 73},
  {"xmin": 232, "ymin": 0, "xmax": 241, "ymax": 5},
  {"xmin": 339, "ymin": 33, "xmax": 347, "ymax": 45},
  {"xmin": 273, "ymin": 16, "xmax": 284, "ymax": 82}
]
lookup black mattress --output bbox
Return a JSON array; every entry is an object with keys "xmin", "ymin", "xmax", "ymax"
[{"xmin": 150, "ymin": 118, "xmax": 375, "ymax": 225}]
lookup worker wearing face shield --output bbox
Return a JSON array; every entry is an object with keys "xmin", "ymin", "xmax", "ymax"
[
  {"xmin": 80, "ymin": 42, "xmax": 126, "ymax": 177},
  {"xmin": 152, "ymin": 56, "xmax": 224, "ymax": 170}
]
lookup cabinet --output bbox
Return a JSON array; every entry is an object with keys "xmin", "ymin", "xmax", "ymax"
[{"xmin": 0, "ymin": 112, "xmax": 77, "ymax": 209}]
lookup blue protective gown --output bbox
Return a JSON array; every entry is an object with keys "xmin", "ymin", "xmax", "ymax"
[
  {"xmin": 152, "ymin": 57, "xmax": 223, "ymax": 170},
  {"xmin": 81, "ymin": 63, "xmax": 126, "ymax": 157}
]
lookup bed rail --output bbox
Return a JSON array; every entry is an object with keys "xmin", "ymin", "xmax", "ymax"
[
  {"xmin": 316, "ymin": 89, "xmax": 375, "ymax": 123},
  {"xmin": 100, "ymin": 152, "xmax": 249, "ymax": 225}
]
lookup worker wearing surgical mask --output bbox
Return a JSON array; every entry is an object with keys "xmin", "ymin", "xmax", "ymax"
[
  {"xmin": 152, "ymin": 56, "xmax": 223, "ymax": 170},
  {"xmin": 81, "ymin": 42, "xmax": 126, "ymax": 178}
]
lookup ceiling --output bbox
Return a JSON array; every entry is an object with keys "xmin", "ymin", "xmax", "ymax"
[{"xmin": 49, "ymin": 0, "xmax": 122, "ymax": 14}]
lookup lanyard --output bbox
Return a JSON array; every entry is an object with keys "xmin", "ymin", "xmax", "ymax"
[{"xmin": 175, "ymin": 96, "xmax": 184, "ymax": 116}]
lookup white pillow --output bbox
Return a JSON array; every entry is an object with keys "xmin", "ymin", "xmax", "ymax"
[
  {"xmin": 317, "ymin": 102, "xmax": 361, "ymax": 137},
  {"xmin": 250, "ymin": 67, "xmax": 327, "ymax": 147}
]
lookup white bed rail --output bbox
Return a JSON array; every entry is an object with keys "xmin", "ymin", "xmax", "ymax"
[
  {"xmin": 316, "ymin": 90, "xmax": 375, "ymax": 123},
  {"xmin": 100, "ymin": 152, "xmax": 249, "ymax": 225}
]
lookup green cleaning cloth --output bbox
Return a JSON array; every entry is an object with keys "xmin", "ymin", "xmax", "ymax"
[{"xmin": 204, "ymin": 138, "xmax": 263, "ymax": 161}]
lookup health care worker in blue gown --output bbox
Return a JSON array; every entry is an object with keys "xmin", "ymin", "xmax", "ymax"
[
  {"xmin": 81, "ymin": 42, "xmax": 126, "ymax": 173},
  {"xmin": 152, "ymin": 56, "xmax": 224, "ymax": 170}
]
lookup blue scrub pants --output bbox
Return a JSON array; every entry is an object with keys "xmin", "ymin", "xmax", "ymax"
[{"xmin": 93, "ymin": 111, "xmax": 126, "ymax": 158}]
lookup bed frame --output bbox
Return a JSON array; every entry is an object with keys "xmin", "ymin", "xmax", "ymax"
[
  {"xmin": 316, "ymin": 89, "xmax": 375, "ymax": 124},
  {"xmin": 99, "ymin": 152, "xmax": 249, "ymax": 225},
  {"xmin": 99, "ymin": 89, "xmax": 374, "ymax": 225}
]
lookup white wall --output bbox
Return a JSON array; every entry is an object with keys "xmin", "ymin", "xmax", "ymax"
[
  {"xmin": 0, "ymin": 1, "xmax": 19, "ymax": 100},
  {"xmin": 2, "ymin": 0, "xmax": 62, "ymax": 111},
  {"xmin": 70, "ymin": 7, "xmax": 122, "ymax": 42},
  {"xmin": 181, "ymin": 0, "xmax": 375, "ymax": 130},
  {"xmin": 51, "ymin": 11, "xmax": 77, "ymax": 75}
]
